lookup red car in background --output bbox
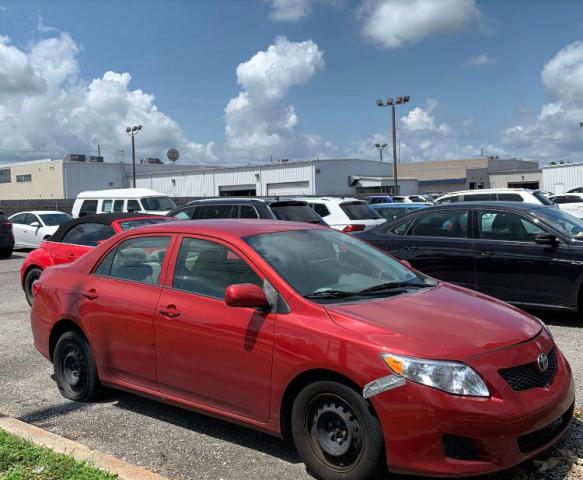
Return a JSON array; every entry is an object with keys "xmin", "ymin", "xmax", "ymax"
[
  {"xmin": 30, "ymin": 219, "xmax": 574, "ymax": 480},
  {"xmin": 21, "ymin": 212, "xmax": 173, "ymax": 305}
]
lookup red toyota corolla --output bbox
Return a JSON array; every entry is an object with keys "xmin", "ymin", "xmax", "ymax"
[
  {"xmin": 21, "ymin": 213, "xmax": 173, "ymax": 305},
  {"xmin": 30, "ymin": 220, "xmax": 574, "ymax": 480}
]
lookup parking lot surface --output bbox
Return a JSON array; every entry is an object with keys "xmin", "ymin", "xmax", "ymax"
[{"xmin": 1, "ymin": 252, "xmax": 582, "ymax": 479}]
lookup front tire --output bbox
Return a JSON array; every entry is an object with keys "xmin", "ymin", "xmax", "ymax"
[
  {"xmin": 291, "ymin": 381, "xmax": 385, "ymax": 480},
  {"xmin": 53, "ymin": 330, "xmax": 104, "ymax": 402},
  {"xmin": 24, "ymin": 267, "xmax": 42, "ymax": 306}
]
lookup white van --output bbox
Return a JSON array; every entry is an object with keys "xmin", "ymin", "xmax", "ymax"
[{"xmin": 72, "ymin": 188, "xmax": 177, "ymax": 218}]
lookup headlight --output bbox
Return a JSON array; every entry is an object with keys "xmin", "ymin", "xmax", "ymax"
[{"xmin": 381, "ymin": 353, "xmax": 490, "ymax": 397}]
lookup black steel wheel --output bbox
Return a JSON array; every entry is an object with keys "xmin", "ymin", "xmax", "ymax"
[
  {"xmin": 24, "ymin": 267, "xmax": 42, "ymax": 306},
  {"xmin": 53, "ymin": 330, "xmax": 104, "ymax": 402},
  {"xmin": 291, "ymin": 380, "xmax": 385, "ymax": 480}
]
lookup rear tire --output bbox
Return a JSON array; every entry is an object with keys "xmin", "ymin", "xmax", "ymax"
[
  {"xmin": 53, "ymin": 330, "xmax": 104, "ymax": 402},
  {"xmin": 291, "ymin": 381, "xmax": 385, "ymax": 480},
  {"xmin": 0, "ymin": 247, "xmax": 12, "ymax": 259},
  {"xmin": 24, "ymin": 267, "xmax": 42, "ymax": 306}
]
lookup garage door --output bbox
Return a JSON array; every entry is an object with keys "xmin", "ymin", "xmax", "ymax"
[{"xmin": 266, "ymin": 181, "xmax": 310, "ymax": 196}]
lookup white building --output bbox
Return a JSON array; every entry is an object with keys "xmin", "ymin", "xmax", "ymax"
[
  {"xmin": 489, "ymin": 169, "xmax": 542, "ymax": 190},
  {"xmin": 135, "ymin": 159, "xmax": 418, "ymax": 197},
  {"xmin": 542, "ymin": 163, "xmax": 583, "ymax": 194}
]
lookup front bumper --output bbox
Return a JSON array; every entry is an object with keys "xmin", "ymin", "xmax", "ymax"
[{"xmin": 371, "ymin": 331, "xmax": 575, "ymax": 477}]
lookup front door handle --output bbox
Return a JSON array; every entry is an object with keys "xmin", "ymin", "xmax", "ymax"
[
  {"xmin": 82, "ymin": 289, "xmax": 99, "ymax": 300},
  {"xmin": 402, "ymin": 246, "xmax": 418, "ymax": 251},
  {"xmin": 159, "ymin": 305, "xmax": 181, "ymax": 318},
  {"xmin": 479, "ymin": 250, "xmax": 495, "ymax": 257}
]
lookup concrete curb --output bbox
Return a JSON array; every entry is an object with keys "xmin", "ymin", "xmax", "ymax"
[{"xmin": 0, "ymin": 414, "xmax": 170, "ymax": 480}]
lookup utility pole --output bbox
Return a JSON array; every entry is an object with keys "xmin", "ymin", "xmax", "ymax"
[
  {"xmin": 125, "ymin": 125, "xmax": 142, "ymax": 188},
  {"xmin": 376, "ymin": 96, "xmax": 410, "ymax": 195}
]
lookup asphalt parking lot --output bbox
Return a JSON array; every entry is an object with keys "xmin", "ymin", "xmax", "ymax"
[{"xmin": 1, "ymin": 252, "xmax": 582, "ymax": 480}]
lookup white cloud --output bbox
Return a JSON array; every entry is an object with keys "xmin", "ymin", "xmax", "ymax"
[
  {"xmin": 359, "ymin": 0, "xmax": 481, "ymax": 49},
  {"xmin": 502, "ymin": 41, "xmax": 583, "ymax": 163},
  {"xmin": 400, "ymin": 100, "xmax": 450, "ymax": 133},
  {"xmin": 467, "ymin": 53, "xmax": 494, "ymax": 66},
  {"xmin": 225, "ymin": 36, "xmax": 328, "ymax": 160},
  {"xmin": 266, "ymin": 0, "xmax": 314, "ymax": 22},
  {"xmin": 0, "ymin": 33, "xmax": 216, "ymax": 163}
]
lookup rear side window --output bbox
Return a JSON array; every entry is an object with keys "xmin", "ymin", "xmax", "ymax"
[
  {"xmin": 497, "ymin": 193, "xmax": 523, "ymax": 202},
  {"xmin": 339, "ymin": 202, "xmax": 380, "ymax": 220},
  {"xmin": 271, "ymin": 204, "xmax": 323, "ymax": 223},
  {"xmin": 113, "ymin": 200, "xmax": 124, "ymax": 212},
  {"xmin": 96, "ymin": 236, "xmax": 170, "ymax": 284},
  {"xmin": 172, "ymin": 237, "xmax": 262, "ymax": 298},
  {"xmin": 310, "ymin": 203, "xmax": 330, "ymax": 217},
  {"xmin": 240, "ymin": 205, "xmax": 259, "ymax": 219},
  {"xmin": 462, "ymin": 193, "xmax": 495, "ymax": 201},
  {"xmin": 173, "ymin": 207, "xmax": 197, "ymax": 220},
  {"xmin": 127, "ymin": 200, "xmax": 141, "ymax": 212},
  {"xmin": 61, "ymin": 223, "xmax": 115, "ymax": 246},
  {"xmin": 102, "ymin": 200, "xmax": 114, "ymax": 213},
  {"xmin": 79, "ymin": 200, "xmax": 98, "ymax": 217},
  {"xmin": 197, "ymin": 204, "xmax": 236, "ymax": 219},
  {"xmin": 411, "ymin": 210, "xmax": 469, "ymax": 238}
]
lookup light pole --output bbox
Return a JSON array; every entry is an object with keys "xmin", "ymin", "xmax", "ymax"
[
  {"xmin": 376, "ymin": 96, "xmax": 410, "ymax": 195},
  {"xmin": 374, "ymin": 143, "xmax": 388, "ymax": 162},
  {"xmin": 126, "ymin": 125, "xmax": 142, "ymax": 188}
]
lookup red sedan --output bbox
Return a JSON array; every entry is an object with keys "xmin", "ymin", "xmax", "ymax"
[
  {"xmin": 31, "ymin": 220, "xmax": 574, "ymax": 479},
  {"xmin": 21, "ymin": 213, "xmax": 173, "ymax": 305}
]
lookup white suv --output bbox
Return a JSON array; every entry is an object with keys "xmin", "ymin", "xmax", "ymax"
[
  {"xmin": 295, "ymin": 197, "xmax": 386, "ymax": 232},
  {"xmin": 435, "ymin": 189, "xmax": 554, "ymax": 206},
  {"xmin": 550, "ymin": 193, "xmax": 583, "ymax": 218}
]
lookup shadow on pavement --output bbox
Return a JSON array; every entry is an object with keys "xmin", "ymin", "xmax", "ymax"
[
  {"xmin": 530, "ymin": 309, "xmax": 581, "ymax": 327},
  {"xmin": 110, "ymin": 390, "xmax": 302, "ymax": 465},
  {"xmin": 18, "ymin": 400, "xmax": 91, "ymax": 423}
]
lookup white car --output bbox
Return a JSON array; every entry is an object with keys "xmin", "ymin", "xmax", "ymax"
[
  {"xmin": 435, "ymin": 188, "xmax": 554, "ymax": 206},
  {"xmin": 550, "ymin": 193, "xmax": 583, "ymax": 218},
  {"xmin": 294, "ymin": 197, "xmax": 386, "ymax": 232},
  {"xmin": 9, "ymin": 211, "xmax": 71, "ymax": 248},
  {"xmin": 392, "ymin": 195, "xmax": 431, "ymax": 203}
]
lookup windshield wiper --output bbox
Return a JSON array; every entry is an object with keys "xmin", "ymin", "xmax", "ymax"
[
  {"xmin": 357, "ymin": 281, "xmax": 431, "ymax": 294},
  {"xmin": 304, "ymin": 289, "xmax": 357, "ymax": 299}
]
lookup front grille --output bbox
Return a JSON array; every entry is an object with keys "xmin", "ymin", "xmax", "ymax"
[
  {"xmin": 499, "ymin": 348, "xmax": 557, "ymax": 391},
  {"xmin": 517, "ymin": 403, "xmax": 574, "ymax": 454},
  {"xmin": 443, "ymin": 434, "xmax": 480, "ymax": 460}
]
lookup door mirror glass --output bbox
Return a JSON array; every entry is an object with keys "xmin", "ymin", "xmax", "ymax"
[
  {"xmin": 534, "ymin": 233, "xmax": 559, "ymax": 246},
  {"xmin": 225, "ymin": 283, "xmax": 268, "ymax": 309}
]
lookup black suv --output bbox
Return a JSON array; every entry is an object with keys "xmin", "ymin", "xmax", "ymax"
[
  {"xmin": 0, "ymin": 211, "xmax": 14, "ymax": 258},
  {"xmin": 167, "ymin": 197, "xmax": 326, "ymax": 225}
]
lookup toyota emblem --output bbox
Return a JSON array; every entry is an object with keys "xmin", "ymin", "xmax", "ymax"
[{"xmin": 537, "ymin": 353, "xmax": 549, "ymax": 373}]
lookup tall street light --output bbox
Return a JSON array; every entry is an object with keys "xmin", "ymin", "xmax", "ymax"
[
  {"xmin": 126, "ymin": 125, "xmax": 142, "ymax": 188},
  {"xmin": 376, "ymin": 96, "xmax": 410, "ymax": 194},
  {"xmin": 375, "ymin": 142, "xmax": 388, "ymax": 162}
]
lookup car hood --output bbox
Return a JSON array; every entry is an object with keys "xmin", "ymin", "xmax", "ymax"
[{"xmin": 325, "ymin": 283, "xmax": 541, "ymax": 361}]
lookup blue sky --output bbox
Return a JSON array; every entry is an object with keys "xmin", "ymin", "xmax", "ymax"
[{"xmin": 1, "ymin": 0, "xmax": 583, "ymax": 164}]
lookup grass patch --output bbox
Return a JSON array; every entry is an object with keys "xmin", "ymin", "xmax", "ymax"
[{"xmin": 0, "ymin": 428, "xmax": 117, "ymax": 480}]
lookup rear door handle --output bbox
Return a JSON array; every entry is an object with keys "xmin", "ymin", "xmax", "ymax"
[
  {"xmin": 403, "ymin": 246, "xmax": 418, "ymax": 251},
  {"xmin": 82, "ymin": 289, "xmax": 99, "ymax": 300},
  {"xmin": 159, "ymin": 305, "xmax": 181, "ymax": 318},
  {"xmin": 479, "ymin": 250, "xmax": 495, "ymax": 257}
]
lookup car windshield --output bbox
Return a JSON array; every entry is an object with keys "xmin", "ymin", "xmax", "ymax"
[
  {"xmin": 271, "ymin": 203, "xmax": 324, "ymax": 223},
  {"xmin": 245, "ymin": 228, "xmax": 431, "ymax": 301},
  {"xmin": 39, "ymin": 213, "xmax": 71, "ymax": 226},
  {"xmin": 140, "ymin": 196, "xmax": 176, "ymax": 211},
  {"xmin": 340, "ymin": 202, "xmax": 380, "ymax": 220},
  {"xmin": 535, "ymin": 208, "xmax": 583, "ymax": 239},
  {"xmin": 118, "ymin": 217, "xmax": 174, "ymax": 231}
]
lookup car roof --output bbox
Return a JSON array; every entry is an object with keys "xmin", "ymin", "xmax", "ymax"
[
  {"xmin": 10, "ymin": 210, "xmax": 68, "ymax": 216},
  {"xmin": 402, "ymin": 201, "xmax": 548, "ymax": 211},
  {"xmin": 76, "ymin": 188, "xmax": 163, "ymax": 199},
  {"xmin": 371, "ymin": 203, "xmax": 430, "ymax": 208},
  {"xmin": 438, "ymin": 188, "xmax": 535, "ymax": 196},
  {"xmin": 187, "ymin": 197, "xmax": 303, "ymax": 205},
  {"xmin": 294, "ymin": 196, "xmax": 364, "ymax": 203},
  {"xmin": 119, "ymin": 218, "xmax": 324, "ymax": 239},
  {"xmin": 50, "ymin": 213, "xmax": 167, "ymax": 242}
]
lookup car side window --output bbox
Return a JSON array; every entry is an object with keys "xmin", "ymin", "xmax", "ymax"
[
  {"xmin": 437, "ymin": 195, "xmax": 459, "ymax": 203},
  {"xmin": 239, "ymin": 205, "xmax": 259, "ymax": 219},
  {"xmin": 478, "ymin": 211, "xmax": 546, "ymax": 242},
  {"xmin": 497, "ymin": 193, "xmax": 524, "ymax": 202},
  {"xmin": 310, "ymin": 203, "xmax": 330, "ymax": 217},
  {"xmin": 174, "ymin": 207, "xmax": 197, "ymax": 220},
  {"xmin": 127, "ymin": 200, "xmax": 141, "ymax": 212},
  {"xmin": 79, "ymin": 200, "xmax": 98, "ymax": 216},
  {"xmin": 61, "ymin": 223, "xmax": 116, "ymax": 246},
  {"xmin": 11, "ymin": 213, "xmax": 28, "ymax": 224},
  {"xmin": 113, "ymin": 200, "xmax": 124, "ymax": 212},
  {"xmin": 196, "ymin": 204, "xmax": 236, "ymax": 219},
  {"xmin": 392, "ymin": 220, "xmax": 411, "ymax": 235},
  {"xmin": 102, "ymin": 200, "xmax": 113, "ymax": 213},
  {"xmin": 95, "ymin": 236, "xmax": 170, "ymax": 284},
  {"xmin": 411, "ymin": 210, "xmax": 469, "ymax": 238},
  {"xmin": 172, "ymin": 237, "xmax": 262, "ymax": 299}
]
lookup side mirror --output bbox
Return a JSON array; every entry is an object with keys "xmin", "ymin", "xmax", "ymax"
[
  {"xmin": 225, "ymin": 283, "xmax": 269, "ymax": 310},
  {"xmin": 534, "ymin": 233, "xmax": 559, "ymax": 246},
  {"xmin": 30, "ymin": 221, "xmax": 41, "ymax": 228},
  {"xmin": 400, "ymin": 259, "xmax": 413, "ymax": 269}
]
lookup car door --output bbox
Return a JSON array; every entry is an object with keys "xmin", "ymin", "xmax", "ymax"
[
  {"xmin": 474, "ymin": 209, "xmax": 574, "ymax": 309},
  {"xmin": 77, "ymin": 235, "xmax": 174, "ymax": 390},
  {"xmin": 367, "ymin": 208, "xmax": 476, "ymax": 288},
  {"xmin": 10, "ymin": 213, "xmax": 29, "ymax": 247},
  {"xmin": 156, "ymin": 235, "xmax": 275, "ymax": 422}
]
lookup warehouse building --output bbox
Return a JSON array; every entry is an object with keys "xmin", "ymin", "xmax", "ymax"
[
  {"xmin": 134, "ymin": 159, "xmax": 418, "ymax": 197},
  {"xmin": 489, "ymin": 169, "xmax": 542, "ymax": 190},
  {"xmin": 398, "ymin": 157, "xmax": 540, "ymax": 193},
  {"xmin": 542, "ymin": 163, "xmax": 583, "ymax": 194}
]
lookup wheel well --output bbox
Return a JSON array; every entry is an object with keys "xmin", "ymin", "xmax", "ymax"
[
  {"xmin": 48, "ymin": 319, "xmax": 85, "ymax": 361},
  {"xmin": 279, "ymin": 369, "xmax": 369, "ymax": 441}
]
